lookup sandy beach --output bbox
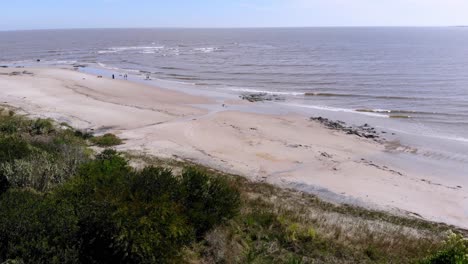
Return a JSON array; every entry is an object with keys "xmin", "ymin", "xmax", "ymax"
[{"xmin": 1, "ymin": 67, "xmax": 467, "ymax": 229}]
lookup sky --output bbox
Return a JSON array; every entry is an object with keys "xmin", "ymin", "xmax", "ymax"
[{"xmin": 1, "ymin": 0, "xmax": 468, "ymax": 30}]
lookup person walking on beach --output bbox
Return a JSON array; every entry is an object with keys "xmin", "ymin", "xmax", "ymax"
[
  {"xmin": 112, "ymin": 74, "xmax": 115, "ymax": 79},
  {"xmin": 124, "ymin": 74, "xmax": 128, "ymax": 80}
]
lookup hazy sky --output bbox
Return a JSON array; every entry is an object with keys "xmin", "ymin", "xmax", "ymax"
[{"xmin": 2, "ymin": 0, "xmax": 468, "ymax": 30}]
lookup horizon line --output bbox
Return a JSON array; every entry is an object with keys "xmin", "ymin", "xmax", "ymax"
[{"xmin": 1, "ymin": 25, "xmax": 466, "ymax": 32}]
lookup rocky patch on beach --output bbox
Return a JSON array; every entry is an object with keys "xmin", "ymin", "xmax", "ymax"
[
  {"xmin": 0, "ymin": 70, "xmax": 34, "ymax": 76},
  {"xmin": 359, "ymin": 158, "xmax": 404, "ymax": 176},
  {"xmin": 72, "ymin": 64, "xmax": 87, "ymax": 68},
  {"xmin": 240, "ymin": 93, "xmax": 285, "ymax": 102},
  {"xmin": 310, "ymin": 116, "xmax": 385, "ymax": 143}
]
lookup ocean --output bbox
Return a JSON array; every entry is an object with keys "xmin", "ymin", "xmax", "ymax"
[{"xmin": 1, "ymin": 28, "xmax": 467, "ymax": 176}]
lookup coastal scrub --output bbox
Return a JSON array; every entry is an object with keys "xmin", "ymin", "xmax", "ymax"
[
  {"xmin": 0, "ymin": 111, "xmax": 466, "ymax": 263},
  {"xmin": 90, "ymin": 133, "xmax": 123, "ymax": 147}
]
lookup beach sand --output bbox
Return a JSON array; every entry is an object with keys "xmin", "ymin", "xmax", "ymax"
[{"xmin": 1, "ymin": 67, "xmax": 467, "ymax": 229}]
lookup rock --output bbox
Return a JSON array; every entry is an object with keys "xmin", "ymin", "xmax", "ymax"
[
  {"xmin": 310, "ymin": 116, "xmax": 383, "ymax": 143},
  {"xmin": 240, "ymin": 93, "xmax": 286, "ymax": 102}
]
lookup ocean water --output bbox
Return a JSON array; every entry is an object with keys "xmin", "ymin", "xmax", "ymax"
[{"xmin": 1, "ymin": 28, "xmax": 467, "ymax": 176}]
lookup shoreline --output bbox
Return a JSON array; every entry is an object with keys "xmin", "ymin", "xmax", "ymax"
[{"xmin": 1, "ymin": 66, "xmax": 467, "ymax": 229}]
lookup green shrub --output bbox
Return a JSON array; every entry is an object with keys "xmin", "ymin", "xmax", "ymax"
[
  {"xmin": 179, "ymin": 167, "xmax": 241, "ymax": 238},
  {"xmin": 0, "ymin": 152, "xmax": 76, "ymax": 192},
  {"xmin": 90, "ymin": 133, "xmax": 122, "ymax": 147},
  {"xmin": 29, "ymin": 128, "xmax": 89, "ymax": 158},
  {"xmin": 30, "ymin": 118, "xmax": 55, "ymax": 135},
  {"xmin": 0, "ymin": 132, "xmax": 89, "ymax": 193},
  {"xmin": 59, "ymin": 166, "xmax": 190, "ymax": 263},
  {"xmin": 0, "ymin": 115, "xmax": 31, "ymax": 134},
  {"xmin": 56, "ymin": 155, "xmax": 241, "ymax": 263},
  {"xmin": 78, "ymin": 149, "xmax": 130, "ymax": 177},
  {"xmin": 421, "ymin": 231, "xmax": 468, "ymax": 264},
  {"xmin": 0, "ymin": 137, "xmax": 33, "ymax": 193},
  {"xmin": 0, "ymin": 120, "xmax": 241, "ymax": 263},
  {"xmin": 0, "ymin": 116, "xmax": 54, "ymax": 136},
  {"xmin": 102, "ymin": 167, "xmax": 194, "ymax": 263},
  {"xmin": 0, "ymin": 137, "xmax": 32, "ymax": 163},
  {"xmin": 0, "ymin": 189, "xmax": 79, "ymax": 264},
  {"xmin": 73, "ymin": 129, "xmax": 94, "ymax": 140},
  {"xmin": 55, "ymin": 130, "xmax": 88, "ymax": 147}
]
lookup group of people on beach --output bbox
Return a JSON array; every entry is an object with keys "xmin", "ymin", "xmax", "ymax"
[
  {"xmin": 109, "ymin": 73, "xmax": 156, "ymax": 81},
  {"xmin": 112, "ymin": 73, "xmax": 128, "ymax": 80}
]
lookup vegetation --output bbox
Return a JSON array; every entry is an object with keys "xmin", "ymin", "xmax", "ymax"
[
  {"xmin": 421, "ymin": 232, "xmax": 468, "ymax": 264},
  {"xmin": 90, "ymin": 133, "xmax": 123, "ymax": 147},
  {"xmin": 126, "ymin": 155, "xmax": 468, "ymax": 264},
  {"xmin": 0, "ymin": 107, "xmax": 467, "ymax": 263}
]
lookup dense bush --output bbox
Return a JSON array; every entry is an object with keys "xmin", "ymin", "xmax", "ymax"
[
  {"xmin": 0, "ymin": 137, "xmax": 33, "ymax": 193},
  {"xmin": 60, "ymin": 152, "xmax": 240, "ymax": 263},
  {"xmin": 0, "ymin": 189, "xmax": 79, "ymax": 264},
  {"xmin": 179, "ymin": 167, "xmax": 241, "ymax": 238},
  {"xmin": 0, "ymin": 115, "xmax": 89, "ymax": 194},
  {"xmin": 0, "ymin": 137, "xmax": 32, "ymax": 163},
  {"xmin": 0, "ymin": 137, "xmax": 89, "ymax": 193},
  {"xmin": 421, "ymin": 231, "xmax": 468, "ymax": 264},
  {"xmin": 73, "ymin": 129, "xmax": 94, "ymax": 140},
  {"xmin": 64, "ymin": 166, "xmax": 193, "ymax": 263},
  {"xmin": 78, "ymin": 149, "xmax": 130, "ymax": 177},
  {"xmin": 0, "ymin": 148, "xmax": 241, "ymax": 263},
  {"xmin": 0, "ymin": 115, "xmax": 31, "ymax": 134},
  {"xmin": 0, "ymin": 115, "xmax": 55, "ymax": 136},
  {"xmin": 1, "ymin": 152, "xmax": 73, "ymax": 192},
  {"xmin": 31, "ymin": 118, "xmax": 55, "ymax": 135},
  {"xmin": 90, "ymin": 133, "xmax": 123, "ymax": 147}
]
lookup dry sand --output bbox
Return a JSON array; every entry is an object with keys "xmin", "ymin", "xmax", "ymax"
[{"xmin": 1, "ymin": 67, "xmax": 467, "ymax": 229}]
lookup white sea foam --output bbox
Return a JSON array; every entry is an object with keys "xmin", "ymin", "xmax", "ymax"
[
  {"xmin": 51, "ymin": 60, "xmax": 78, "ymax": 65},
  {"xmin": 9, "ymin": 59, "xmax": 78, "ymax": 65},
  {"xmin": 96, "ymin": 62, "xmax": 120, "ymax": 70},
  {"xmin": 6, "ymin": 59, "xmax": 35, "ymax": 64},
  {"xmin": 122, "ymin": 68, "xmax": 141, "ymax": 73},
  {"xmin": 282, "ymin": 103, "xmax": 389, "ymax": 118},
  {"xmin": 98, "ymin": 46, "xmax": 165, "ymax": 54},
  {"xmin": 194, "ymin": 47, "xmax": 217, "ymax": 53},
  {"xmin": 370, "ymin": 109, "xmax": 392, "ymax": 113},
  {"xmin": 390, "ymin": 128, "xmax": 468, "ymax": 143},
  {"xmin": 229, "ymin": 88, "xmax": 304, "ymax": 96},
  {"xmin": 97, "ymin": 50, "xmax": 116, "ymax": 54},
  {"xmin": 427, "ymin": 135, "xmax": 468, "ymax": 143}
]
